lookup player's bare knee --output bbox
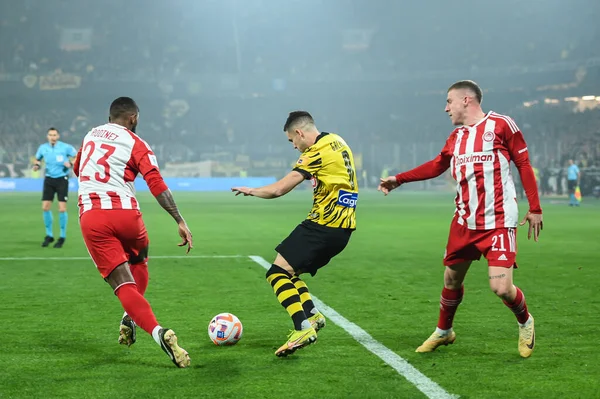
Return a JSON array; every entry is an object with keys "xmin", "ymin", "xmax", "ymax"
[
  {"xmin": 488, "ymin": 267, "xmax": 514, "ymax": 299},
  {"xmin": 42, "ymin": 202, "xmax": 51, "ymax": 211},
  {"xmin": 444, "ymin": 261, "xmax": 470, "ymax": 289},
  {"xmin": 443, "ymin": 270, "xmax": 465, "ymax": 290},
  {"xmin": 489, "ymin": 281, "xmax": 512, "ymax": 299},
  {"xmin": 105, "ymin": 262, "xmax": 136, "ymax": 292},
  {"xmin": 444, "ymin": 275, "xmax": 462, "ymax": 290},
  {"xmin": 58, "ymin": 202, "xmax": 67, "ymax": 212},
  {"xmin": 273, "ymin": 254, "xmax": 296, "ymax": 276}
]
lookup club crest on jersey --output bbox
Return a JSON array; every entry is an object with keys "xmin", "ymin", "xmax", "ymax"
[
  {"xmin": 483, "ymin": 131, "xmax": 495, "ymax": 142},
  {"xmin": 337, "ymin": 190, "xmax": 358, "ymax": 208}
]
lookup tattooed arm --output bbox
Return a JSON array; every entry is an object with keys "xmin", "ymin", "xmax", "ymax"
[
  {"xmin": 152, "ymin": 187, "xmax": 192, "ymax": 252},
  {"xmin": 132, "ymin": 140, "xmax": 193, "ymax": 252},
  {"xmin": 144, "ymin": 170, "xmax": 192, "ymax": 252},
  {"xmin": 155, "ymin": 189, "xmax": 184, "ymax": 223}
]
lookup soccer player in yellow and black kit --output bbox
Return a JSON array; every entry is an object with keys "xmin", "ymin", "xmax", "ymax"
[{"xmin": 232, "ymin": 111, "xmax": 357, "ymax": 357}]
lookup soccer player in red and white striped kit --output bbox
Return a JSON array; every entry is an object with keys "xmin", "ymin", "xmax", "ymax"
[
  {"xmin": 73, "ymin": 97, "xmax": 193, "ymax": 367},
  {"xmin": 379, "ymin": 80, "xmax": 543, "ymax": 358}
]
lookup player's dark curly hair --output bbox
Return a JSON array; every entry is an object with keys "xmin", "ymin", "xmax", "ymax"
[
  {"xmin": 283, "ymin": 111, "xmax": 314, "ymax": 132},
  {"xmin": 109, "ymin": 97, "xmax": 139, "ymax": 120}
]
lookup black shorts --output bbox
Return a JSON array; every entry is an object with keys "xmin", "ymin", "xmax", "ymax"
[
  {"xmin": 42, "ymin": 176, "xmax": 69, "ymax": 202},
  {"xmin": 567, "ymin": 179, "xmax": 577, "ymax": 192},
  {"xmin": 275, "ymin": 220, "xmax": 353, "ymax": 276}
]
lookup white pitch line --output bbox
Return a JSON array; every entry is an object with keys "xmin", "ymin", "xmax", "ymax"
[
  {"xmin": 248, "ymin": 255, "xmax": 458, "ymax": 399},
  {"xmin": 0, "ymin": 255, "xmax": 245, "ymax": 261}
]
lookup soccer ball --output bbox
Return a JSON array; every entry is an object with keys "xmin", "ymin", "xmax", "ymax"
[{"xmin": 208, "ymin": 313, "xmax": 243, "ymax": 346}]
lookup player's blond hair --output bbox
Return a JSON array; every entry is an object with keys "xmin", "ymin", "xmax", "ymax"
[{"xmin": 448, "ymin": 80, "xmax": 483, "ymax": 104}]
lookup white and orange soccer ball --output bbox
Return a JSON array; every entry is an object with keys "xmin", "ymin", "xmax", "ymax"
[{"xmin": 208, "ymin": 313, "xmax": 243, "ymax": 346}]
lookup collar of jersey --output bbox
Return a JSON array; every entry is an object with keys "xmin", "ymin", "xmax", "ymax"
[
  {"xmin": 314, "ymin": 132, "xmax": 329, "ymax": 144},
  {"xmin": 460, "ymin": 111, "xmax": 492, "ymax": 129}
]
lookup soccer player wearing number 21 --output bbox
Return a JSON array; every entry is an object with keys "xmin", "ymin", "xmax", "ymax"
[
  {"xmin": 379, "ymin": 81, "xmax": 543, "ymax": 358},
  {"xmin": 73, "ymin": 97, "xmax": 193, "ymax": 368},
  {"xmin": 232, "ymin": 111, "xmax": 358, "ymax": 357}
]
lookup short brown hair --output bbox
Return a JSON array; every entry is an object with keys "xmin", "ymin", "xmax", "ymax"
[
  {"xmin": 283, "ymin": 111, "xmax": 314, "ymax": 132},
  {"xmin": 448, "ymin": 80, "xmax": 482, "ymax": 104}
]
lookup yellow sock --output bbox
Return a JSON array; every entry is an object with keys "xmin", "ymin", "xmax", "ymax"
[
  {"xmin": 266, "ymin": 265, "xmax": 308, "ymax": 330},
  {"xmin": 291, "ymin": 276, "xmax": 317, "ymax": 316}
]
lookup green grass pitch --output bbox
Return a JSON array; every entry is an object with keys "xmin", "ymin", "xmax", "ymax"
[{"xmin": 0, "ymin": 190, "xmax": 598, "ymax": 398}]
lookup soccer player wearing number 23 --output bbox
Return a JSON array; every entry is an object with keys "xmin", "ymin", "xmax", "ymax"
[
  {"xmin": 73, "ymin": 97, "xmax": 193, "ymax": 368},
  {"xmin": 380, "ymin": 81, "xmax": 542, "ymax": 358},
  {"xmin": 232, "ymin": 111, "xmax": 357, "ymax": 357}
]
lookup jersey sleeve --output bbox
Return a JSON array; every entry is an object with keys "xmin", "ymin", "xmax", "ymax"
[
  {"xmin": 73, "ymin": 145, "xmax": 83, "ymax": 177},
  {"xmin": 395, "ymin": 135, "xmax": 453, "ymax": 184},
  {"xmin": 503, "ymin": 118, "xmax": 542, "ymax": 213},
  {"xmin": 293, "ymin": 149, "xmax": 322, "ymax": 180},
  {"xmin": 129, "ymin": 138, "xmax": 168, "ymax": 196},
  {"xmin": 35, "ymin": 145, "xmax": 44, "ymax": 161},
  {"xmin": 67, "ymin": 144, "xmax": 77, "ymax": 158}
]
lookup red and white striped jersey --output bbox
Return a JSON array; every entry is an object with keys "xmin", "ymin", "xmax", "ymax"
[
  {"xmin": 445, "ymin": 112, "xmax": 527, "ymax": 229},
  {"xmin": 396, "ymin": 111, "xmax": 541, "ymax": 230},
  {"xmin": 74, "ymin": 123, "xmax": 167, "ymax": 217}
]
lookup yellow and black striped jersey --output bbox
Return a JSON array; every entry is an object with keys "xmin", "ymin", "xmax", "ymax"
[{"xmin": 293, "ymin": 132, "xmax": 358, "ymax": 229}]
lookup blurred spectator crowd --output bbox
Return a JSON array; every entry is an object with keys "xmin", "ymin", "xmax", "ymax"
[
  {"xmin": 1, "ymin": 0, "xmax": 599, "ymax": 196},
  {"xmin": 1, "ymin": 98, "xmax": 599, "ymax": 197}
]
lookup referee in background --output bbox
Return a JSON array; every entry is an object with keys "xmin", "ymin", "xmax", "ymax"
[
  {"xmin": 32, "ymin": 128, "xmax": 77, "ymax": 248},
  {"xmin": 566, "ymin": 159, "xmax": 581, "ymax": 207}
]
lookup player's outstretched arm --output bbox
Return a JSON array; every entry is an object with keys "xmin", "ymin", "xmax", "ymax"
[
  {"xmin": 232, "ymin": 171, "xmax": 304, "ymax": 199},
  {"xmin": 379, "ymin": 153, "xmax": 451, "ymax": 196},
  {"xmin": 155, "ymin": 188, "xmax": 193, "ymax": 253},
  {"xmin": 378, "ymin": 176, "xmax": 400, "ymax": 195}
]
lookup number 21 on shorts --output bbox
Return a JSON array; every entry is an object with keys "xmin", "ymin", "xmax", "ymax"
[{"xmin": 490, "ymin": 228, "xmax": 516, "ymax": 253}]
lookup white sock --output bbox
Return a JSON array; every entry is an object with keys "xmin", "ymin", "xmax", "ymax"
[
  {"xmin": 435, "ymin": 327, "xmax": 452, "ymax": 336},
  {"xmin": 151, "ymin": 325, "xmax": 163, "ymax": 345},
  {"xmin": 300, "ymin": 319, "xmax": 312, "ymax": 330},
  {"xmin": 518, "ymin": 314, "xmax": 533, "ymax": 328},
  {"xmin": 122, "ymin": 311, "xmax": 128, "ymax": 319},
  {"xmin": 310, "ymin": 308, "xmax": 319, "ymax": 316}
]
